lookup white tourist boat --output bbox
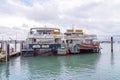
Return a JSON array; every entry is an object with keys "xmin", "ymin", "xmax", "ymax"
[
  {"xmin": 61, "ymin": 29, "xmax": 100, "ymax": 54},
  {"xmin": 22, "ymin": 27, "xmax": 63, "ymax": 56},
  {"xmin": 22, "ymin": 27, "xmax": 100, "ymax": 56}
]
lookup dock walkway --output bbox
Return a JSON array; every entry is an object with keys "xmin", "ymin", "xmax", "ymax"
[{"xmin": 0, "ymin": 52, "xmax": 20, "ymax": 61}]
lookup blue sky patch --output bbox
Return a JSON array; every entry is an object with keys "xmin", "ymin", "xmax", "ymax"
[{"xmin": 19, "ymin": 0, "xmax": 33, "ymax": 6}]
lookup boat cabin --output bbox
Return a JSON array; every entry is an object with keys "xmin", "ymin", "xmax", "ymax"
[
  {"xmin": 26, "ymin": 27, "xmax": 62, "ymax": 44},
  {"xmin": 64, "ymin": 29, "xmax": 84, "ymax": 45}
]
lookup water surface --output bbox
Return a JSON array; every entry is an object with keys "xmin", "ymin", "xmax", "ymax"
[{"xmin": 0, "ymin": 43, "xmax": 120, "ymax": 80}]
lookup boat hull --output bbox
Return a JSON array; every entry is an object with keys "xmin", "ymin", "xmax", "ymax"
[
  {"xmin": 57, "ymin": 48, "xmax": 70, "ymax": 56},
  {"xmin": 21, "ymin": 44, "xmax": 61, "ymax": 56},
  {"xmin": 80, "ymin": 44, "xmax": 100, "ymax": 53},
  {"xmin": 21, "ymin": 49, "xmax": 34, "ymax": 57}
]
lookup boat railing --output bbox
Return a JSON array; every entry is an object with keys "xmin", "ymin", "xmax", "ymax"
[
  {"xmin": 28, "ymin": 33, "xmax": 55, "ymax": 38},
  {"xmin": 65, "ymin": 34, "xmax": 83, "ymax": 37}
]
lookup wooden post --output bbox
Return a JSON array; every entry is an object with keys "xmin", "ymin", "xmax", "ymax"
[
  {"xmin": 20, "ymin": 41, "xmax": 24, "ymax": 56},
  {"xmin": 111, "ymin": 51, "xmax": 114, "ymax": 65},
  {"xmin": 2, "ymin": 42, "xmax": 4, "ymax": 52},
  {"xmin": 20, "ymin": 41, "xmax": 23, "ymax": 52},
  {"xmin": 111, "ymin": 36, "xmax": 113, "ymax": 53},
  {"xmin": 15, "ymin": 40, "xmax": 17, "ymax": 52},
  {"xmin": 6, "ymin": 44, "xmax": 10, "ymax": 61}
]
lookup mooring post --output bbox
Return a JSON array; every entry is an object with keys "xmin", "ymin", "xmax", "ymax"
[
  {"xmin": 20, "ymin": 41, "xmax": 23, "ymax": 52},
  {"xmin": 1, "ymin": 41, "xmax": 4, "ymax": 52},
  {"xmin": 15, "ymin": 40, "xmax": 17, "ymax": 52},
  {"xmin": 111, "ymin": 36, "xmax": 113, "ymax": 53},
  {"xmin": 6, "ymin": 44, "xmax": 10, "ymax": 61},
  {"xmin": 20, "ymin": 41, "xmax": 24, "ymax": 56}
]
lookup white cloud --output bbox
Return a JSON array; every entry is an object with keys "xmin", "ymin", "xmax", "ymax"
[{"xmin": 0, "ymin": 0, "xmax": 120, "ymax": 40}]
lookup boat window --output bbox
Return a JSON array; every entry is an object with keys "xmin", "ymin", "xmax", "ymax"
[
  {"xmin": 33, "ymin": 39, "xmax": 36, "ymax": 43},
  {"xmin": 54, "ymin": 29, "xmax": 59, "ymax": 32},
  {"xmin": 30, "ymin": 31, "xmax": 33, "ymax": 34},
  {"xmin": 65, "ymin": 33, "xmax": 71, "ymax": 36},
  {"xmin": 47, "ymin": 32, "xmax": 50, "ymax": 34},
  {"xmin": 62, "ymin": 41, "xmax": 65, "ymax": 43},
  {"xmin": 55, "ymin": 38, "xmax": 59, "ymax": 43},
  {"xmin": 66, "ymin": 40, "xmax": 69, "ymax": 43},
  {"xmin": 70, "ymin": 40, "xmax": 73, "ymax": 43}
]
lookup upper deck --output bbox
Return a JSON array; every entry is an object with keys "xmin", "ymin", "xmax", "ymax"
[
  {"xmin": 30, "ymin": 27, "xmax": 60, "ymax": 34},
  {"xmin": 64, "ymin": 29, "xmax": 84, "ymax": 40},
  {"xmin": 26, "ymin": 27, "xmax": 62, "ymax": 44},
  {"xmin": 28, "ymin": 27, "xmax": 61, "ymax": 39}
]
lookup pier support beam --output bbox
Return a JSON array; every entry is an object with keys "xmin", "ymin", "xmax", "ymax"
[
  {"xmin": 15, "ymin": 40, "xmax": 17, "ymax": 52},
  {"xmin": 6, "ymin": 44, "xmax": 10, "ymax": 61},
  {"xmin": 111, "ymin": 36, "xmax": 113, "ymax": 53},
  {"xmin": 20, "ymin": 41, "xmax": 23, "ymax": 54}
]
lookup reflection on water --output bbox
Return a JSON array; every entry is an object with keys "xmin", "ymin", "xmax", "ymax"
[
  {"xmin": 26, "ymin": 54, "xmax": 100, "ymax": 80},
  {"xmin": 0, "ymin": 54, "xmax": 100, "ymax": 80},
  {"xmin": 1, "ymin": 43, "xmax": 120, "ymax": 80},
  {"xmin": 111, "ymin": 52, "xmax": 114, "ymax": 66}
]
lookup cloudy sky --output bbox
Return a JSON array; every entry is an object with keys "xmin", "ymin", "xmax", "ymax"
[{"xmin": 0, "ymin": 0, "xmax": 120, "ymax": 40}]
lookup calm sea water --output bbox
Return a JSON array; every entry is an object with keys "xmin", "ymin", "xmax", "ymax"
[{"xmin": 0, "ymin": 43, "xmax": 120, "ymax": 80}]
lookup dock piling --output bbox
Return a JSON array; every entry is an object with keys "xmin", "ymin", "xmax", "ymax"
[
  {"xmin": 6, "ymin": 44, "xmax": 10, "ymax": 61},
  {"xmin": 111, "ymin": 36, "xmax": 113, "ymax": 53},
  {"xmin": 15, "ymin": 40, "xmax": 17, "ymax": 52},
  {"xmin": 20, "ymin": 41, "xmax": 23, "ymax": 54}
]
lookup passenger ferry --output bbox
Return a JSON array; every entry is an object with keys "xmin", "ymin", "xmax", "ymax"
[
  {"xmin": 59, "ymin": 29, "xmax": 100, "ymax": 54},
  {"xmin": 22, "ymin": 27, "xmax": 100, "ymax": 56},
  {"xmin": 57, "ymin": 29, "xmax": 84, "ymax": 55},
  {"xmin": 22, "ymin": 27, "xmax": 62, "ymax": 56}
]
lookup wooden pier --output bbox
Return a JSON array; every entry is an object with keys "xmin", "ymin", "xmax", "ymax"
[
  {"xmin": 0, "ymin": 41, "xmax": 21, "ymax": 62},
  {"xmin": 0, "ymin": 52, "xmax": 20, "ymax": 62}
]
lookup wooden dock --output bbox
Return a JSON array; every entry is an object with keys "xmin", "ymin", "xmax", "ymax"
[{"xmin": 0, "ymin": 52, "xmax": 20, "ymax": 62}]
